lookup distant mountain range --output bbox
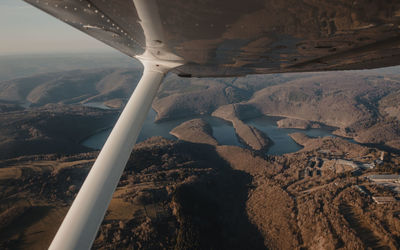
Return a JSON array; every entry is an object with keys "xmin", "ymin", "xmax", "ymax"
[
  {"xmin": 0, "ymin": 53, "xmax": 142, "ymax": 81},
  {"xmin": 0, "ymin": 68, "xmax": 141, "ymax": 107}
]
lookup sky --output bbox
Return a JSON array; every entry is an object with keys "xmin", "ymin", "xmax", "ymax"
[{"xmin": 0, "ymin": 0, "xmax": 114, "ymax": 55}]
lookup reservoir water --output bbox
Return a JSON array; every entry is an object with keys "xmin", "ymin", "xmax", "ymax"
[
  {"xmin": 82, "ymin": 106, "xmax": 335, "ymax": 155},
  {"xmin": 246, "ymin": 116, "xmax": 335, "ymax": 155},
  {"xmin": 82, "ymin": 108, "xmax": 241, "ymax": 149}
]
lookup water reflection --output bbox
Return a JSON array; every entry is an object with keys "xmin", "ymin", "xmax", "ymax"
[
  {"xmin": 82, "ymin": 109, "xmax": 240, "ymax": 149},
  {"xmin": 245, "ymin": 116, "xmax": 335, "ymax": 155},
  {"xmin": 82, "ymin": 108, "xmax": 336, "ymax": 155}
]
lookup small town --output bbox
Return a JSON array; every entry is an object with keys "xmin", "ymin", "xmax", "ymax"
[{"xmin": 297, "ymin": 146, "xmax": 400, "ymax": 205}]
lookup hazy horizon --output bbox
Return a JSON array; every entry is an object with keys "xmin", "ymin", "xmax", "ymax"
[{"xmin": 0, "ymin": 0, "xmax": 113, "ymax": 55}]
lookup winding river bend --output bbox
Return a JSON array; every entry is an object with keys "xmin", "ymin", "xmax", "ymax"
[
  {"xmin": 246, "ymin": 116, "xmax": 335, "ymax": 155},
  {"xmin": 82, "ymin": 104, "xmax": 335, "ymax": 155}
]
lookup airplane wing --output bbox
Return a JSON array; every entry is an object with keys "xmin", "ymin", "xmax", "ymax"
[
  {"xmin": 25, "ymin": 0, "xmax": 400, "ymax": 77},
  {"xmin": 21, "ymin": 1, "xmax": 400, "ymax": 249}
]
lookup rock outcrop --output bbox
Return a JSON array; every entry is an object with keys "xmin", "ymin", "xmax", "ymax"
[
  {"xmin": 212, "ymin": 104, "xmax": 271, "ymax": 151},
  {"xmin": 277, "ymin": 118, "xmax": 312, "ymax": 129},
  {"xmin": 170, "ymin": 119, "xmax": 218, "ymax": 146}
]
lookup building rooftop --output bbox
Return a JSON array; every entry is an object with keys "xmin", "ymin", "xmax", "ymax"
[
  {"xmin": 372, "ymin": 196, "xmax": 397, "ymax": 204},
  {"xmin": 368, "ymin": 175, "xmax": 400, "ymax": 180}
]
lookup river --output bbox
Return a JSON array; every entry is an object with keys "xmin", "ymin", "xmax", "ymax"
[
  {"xmin": 245, "ymin": 116, "xmax": 335, "ymax": 155},
  {"xmin": 82, "ymin": 104, "xmax": 335, "ymax": 155}
]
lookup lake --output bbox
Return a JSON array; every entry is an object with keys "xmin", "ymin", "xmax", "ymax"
[
  {"xmin": 82, "ymin": 106, "xmax": 335, "ymax": 155},
  {"xmin": 246, "ymin": 116, "xmax": 335, "ymax": 155},
  {"xmin": 82, "ymin": 108, "xmax": 241, "ymax": 149}
]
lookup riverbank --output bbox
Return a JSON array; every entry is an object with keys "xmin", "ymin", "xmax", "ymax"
[{"xmin": 82, "ymin": 106, "xmax": 339, "ymax": 156}]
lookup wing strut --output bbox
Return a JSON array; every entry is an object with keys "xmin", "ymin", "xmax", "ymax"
[
  {"xmin": 49, "ymin": 0, "xmax": 183, "ymax": 248},
  {"xmin": 49, "ymin": 62, "xmax": 168, "ymax": 250}
]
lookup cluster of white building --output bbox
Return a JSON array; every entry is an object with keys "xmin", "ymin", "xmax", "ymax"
[
  {"xmin": 368, "ymin": 175, "xmax": 400, "ymax": 183},
  {"xmin": 368, "ymin": 174, "xmax": 400, "ymax": 204}
]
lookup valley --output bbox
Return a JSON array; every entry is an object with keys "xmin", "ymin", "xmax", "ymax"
[{"xmin": 0, "ymin": 60, "xmax": 399, "ymax": 249}]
